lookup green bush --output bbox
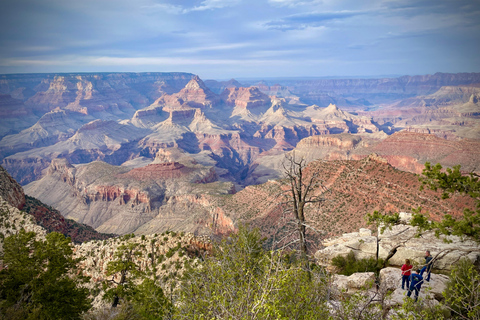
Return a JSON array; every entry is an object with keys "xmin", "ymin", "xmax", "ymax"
[
  {"xmin": 0, "ymin": 231, "xmax": 91, "ymax": 319},
  {"xmin": 331, "ymin": 251, "xmax": 384, "ymax": 276},
  {"xmin": 444, "ymin": 258, "xmax": 480, "ymax": 319},
  {"xmin": 176, "ymin": 225, "xmax": 330, "ymax": 319},
  {"xmin": 165, "ymin": 247, "xmax": 176, "ymax": 258}
]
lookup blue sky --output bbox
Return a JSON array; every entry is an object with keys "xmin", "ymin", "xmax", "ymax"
[{"xmin": 0, "ymin": 0, "xmax": 479, "ymax": 79}]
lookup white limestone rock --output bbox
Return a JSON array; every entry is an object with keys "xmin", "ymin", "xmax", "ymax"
[
  {"xmin": 315, "ymin": 221, "xmax": 480, "ymax": 271},
  {"xmin": 333, "ymin": 272, "xmax": 376, "ymax": 296},
  {"xmin": 379, "ymin": 267, "xmax": 402, "ymax": 291}
]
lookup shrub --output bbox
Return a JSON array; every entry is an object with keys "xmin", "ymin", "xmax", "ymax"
[
  {"xmin": 332, "ymin": 251, "xmax": 384, "ymax": 276},
  {"xmin": 165, "ymin": 248, "xmax": 176, "ymax": 258},
  {"xmin": 444, "ymin": 258, "xmax": 480, "ymax": 319}
]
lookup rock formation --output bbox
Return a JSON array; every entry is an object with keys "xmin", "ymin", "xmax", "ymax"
[
  {"xmin": 0, "ymin": 164, "xmax": 112, "ymax": 243},
  {"xmin": 0, "ymin": 165, "xmax": 25, "ymax": 209},
  {"xmin": 24, "ymin": 158, "xmax": 234, "ymax": 235},
  {"xmin": 1, "ymin": 72, "xmax": 479, "ymax": 243},
  {"xmin": 315, "ymin": 213, "xmax": 480, "ymax": 271}
]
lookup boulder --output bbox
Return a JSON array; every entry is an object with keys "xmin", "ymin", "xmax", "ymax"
[
  {"xmin": 384, "ymin": 288, "xmax": 437, "ymax": 308},
  {"xmin": 333, "ymin": 272, "xmax": 376, "ymax": 296},
  {"xmin": 379, "ymin": 267, "xmax": 402, "ymax": 291},
  {"xmin": 421, "ymin": 274, "xmax": 449, "ymax": 301}
]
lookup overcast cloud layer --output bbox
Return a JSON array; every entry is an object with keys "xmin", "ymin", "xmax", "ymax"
[{"xmin": 0, "ymin": 0, "xmax": 479, "ymax": 78}]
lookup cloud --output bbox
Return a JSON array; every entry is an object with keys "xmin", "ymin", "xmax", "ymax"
[
  {"xmin": 189, "ymin": 0, "xmax": 240, "ymax": 12},
  {"xmin": 0, "ymin": 55, "xmax": 288, "ymax": 69},
  {"xmin": 268, "ymin": 0, "xmax": 322, "ymax": 7},
  {"xmin": 140, "ymin": 3, "xmax": 184, "ymax": 14},
  {"xmin": 264, "ymin": 10, "xmax": 366, "ymax": 31},
  {"xmin": 173, "ymin": 43, "xmax": 252, "ymax": 54},
  {"xmin": 142, "ymin": 0, "xmax": 240, "ymax": 14}
]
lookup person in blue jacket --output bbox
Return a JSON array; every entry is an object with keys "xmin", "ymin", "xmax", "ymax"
[
  {"xmin": 407, "ymin": 269, "xmax": 424, "ymax": 302},
  {"xmin": 420, "ymin": 250, "xmax": 433, "ymax": 282}
]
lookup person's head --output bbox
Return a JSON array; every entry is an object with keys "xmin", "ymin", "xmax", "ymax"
[
  {"xmin": 425, "ymin": 250, "xmax": 430, "ymax": 257},
  {"xmin": 405, "ymin": 259, "xmax": 411, "ymax": 265},
  {"xmin": 416, "ymin": 269, "xmax": 421, "ymax": 273}
]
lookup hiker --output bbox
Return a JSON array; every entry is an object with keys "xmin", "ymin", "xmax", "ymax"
[
  {"xmin": 401, "ymin": 259, "xmax": 413, "ymax": 290},
  {"xmin": 407, "ymin": 269, "xmax": 424, "ymax": 302},
  {"xmin": 420, "ymin": 250, "xmax": 433, "ymax": 282}
]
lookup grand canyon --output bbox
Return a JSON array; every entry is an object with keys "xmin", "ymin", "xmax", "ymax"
[
  {"xmin": 2, "ymin": 0, "xmax": 480, "ymax": 317},
  {"xmin": 1, "ymin": 71, "xmax": 480, "ymax": 317},
  {"xmin": 1, "ymin": 71, "xmax": 479, "ymax": 237}
]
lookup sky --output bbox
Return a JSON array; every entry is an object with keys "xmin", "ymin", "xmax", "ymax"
[{"xmin": 0, "ymin": 0, "xmax": 479, "ymax": 79}]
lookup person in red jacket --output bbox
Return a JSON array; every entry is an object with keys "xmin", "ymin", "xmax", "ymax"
[{"xmin": 401, "ymin": 259, "xmax": 413, "ymax": 290}]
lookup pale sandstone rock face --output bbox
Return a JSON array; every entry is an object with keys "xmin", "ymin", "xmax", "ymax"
[
  {"xmin": 379, "ymin": 267, "xmax": 402, "ymax": 291},
  {"xmin": 333, "ymin": 267, "xmax": 448, "ymax": 308},
  {"xmin": 220, "ymin": 87, "xmax": 271, "ymax": 110},
  {"xmin": 315, "ymin": 220, "xmax": 480, "ymax": 271}
]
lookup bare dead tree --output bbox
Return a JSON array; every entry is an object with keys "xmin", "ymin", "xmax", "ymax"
[{"xmin": 282, "ymin": 153, "xmax": 328, "ymax": 264}]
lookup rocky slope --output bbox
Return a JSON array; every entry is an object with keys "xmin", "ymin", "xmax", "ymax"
[
  {"xmin": 212, "ymin": 155, "xmax": 475, "ymax": 249},
  {"xmin": 0, "ymin": 164, "xmax": 112, "ymax": 243},
  {"xmin": 0, "ymin": 165, "xmax": 25, "ymax": 209},
  {"xmin": 24, "ymin": 156, "xmax": 235, "ymax": 235},
  {"xmin": 0, "ymin": 195, "xmax": 208, "ymax": 309}
]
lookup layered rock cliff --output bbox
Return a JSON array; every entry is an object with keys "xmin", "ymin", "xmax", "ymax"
[
  {"xmin": 0, "ymin": 164, "xmax": 112, "ymax": 243},
  {"xmin": 24, "ymin": 158, "xmax": 234, "ymax": 235}
]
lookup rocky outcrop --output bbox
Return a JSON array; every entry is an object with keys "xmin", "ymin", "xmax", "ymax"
[
  {"xmin": 332, "ymin": 272, "xmax": 376, "ymax": 295},
  {"xmin": 0, "ymin": 165, "xmax": 25, "ymax": 209},
  {"xmin": 378, "ymin": 267, "xmax": 449, "ymax": 306},
  {"xmin": 0, "ymin": 200, "xmax": 47, "ymax": 251},
  {"xmin": 155, "ymin": 76, "xmax": 221, "ymax": 109},
  {"xmin": 296, "ymin": 134, "xmax": 361, "ymax": 150},
  {"xmin": 315, "ymin": 215, "xmax": 480, "ymax": 271},
  {"xmin": 1, "ymin": 156, "xmax": 52, "ymax": 186},
  {"xmin": 221, "ymin": 87, "xmax": 271, "ymax": 110}
]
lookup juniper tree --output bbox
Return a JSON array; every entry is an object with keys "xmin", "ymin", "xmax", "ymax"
[
  {"xmin": 0, "ymin": 230, "xmax": 91, "ymax": 319},
  {"xmin": 417, "ymin": 162, "xmax": 480, "ymax": 241}
]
